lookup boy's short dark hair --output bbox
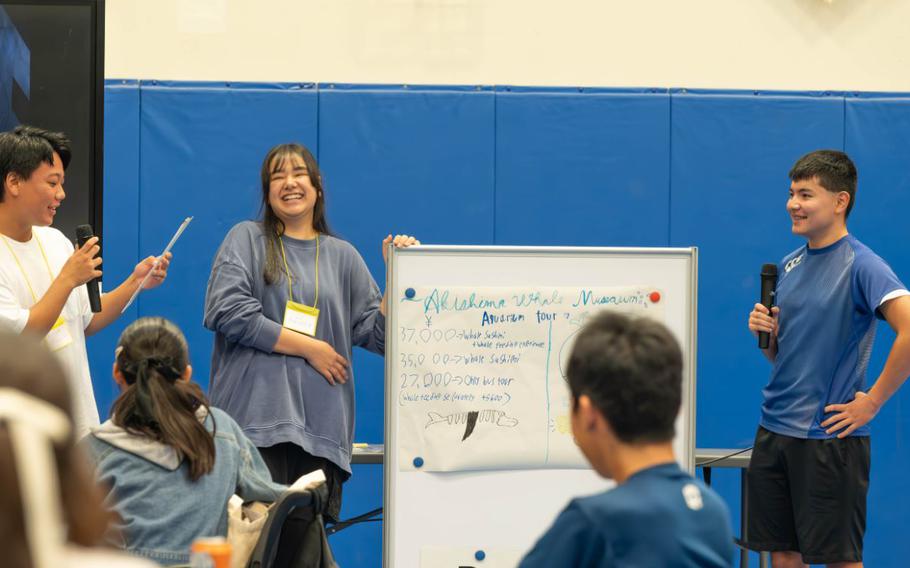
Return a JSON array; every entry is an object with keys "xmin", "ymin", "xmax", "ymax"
[
  {"xmin": 566, "ymin": 312, "xmax": 682, "ymax": 444},
  {"xmin": 789, "ymin": 149, "xmax": 857, "ymax": 218},
  {"xmin": 0, "ymin": 125, "xmax": 72, "ymax": 202}
]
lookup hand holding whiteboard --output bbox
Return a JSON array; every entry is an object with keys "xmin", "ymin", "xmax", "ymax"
[{"xmin": 121, "ymin": 216, "xmax": 193, "ymax": 314}]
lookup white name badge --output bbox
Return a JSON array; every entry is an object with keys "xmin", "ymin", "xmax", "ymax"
[
  {"xmin": 46, "ymin": 317, "xmax": 74, "ymax": 352},
  {"xmin": 284, "ymin": 301, "xmax": 319, "ymax": 337}
]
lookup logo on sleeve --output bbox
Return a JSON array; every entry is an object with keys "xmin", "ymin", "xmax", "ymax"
[
  {"xmin": 785, "ymin": 254, "xmax": 804, "ymax": 273},
  {"xmin": 682, "ymin": 483, "xmax": 704, "ymax": 511}
]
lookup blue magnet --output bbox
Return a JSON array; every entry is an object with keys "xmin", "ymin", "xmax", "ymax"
[
  {"xmin": 475, "ymin": 550, "xmax": 486, "ymax": 561},
  {"xmin": 413, "ymin": 456, "xmax": 424, "ymax": 468},
  {"xmin": 405, "ymin": 287, "xmax": 416, "ymax": 299}
]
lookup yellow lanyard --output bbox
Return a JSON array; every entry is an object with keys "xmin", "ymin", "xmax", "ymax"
[
  {"xmin": 1, "ymin": 234, "xmax": 55, "ymax": 303},
  {"xmin": 279, "ymin": 233, "xmax": 319, "ymax": 307}
]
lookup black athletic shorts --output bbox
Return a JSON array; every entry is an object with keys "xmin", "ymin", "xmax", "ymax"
[{"xmin": 743, "ymin": 426, "xmax": 870, "ymax": 565}]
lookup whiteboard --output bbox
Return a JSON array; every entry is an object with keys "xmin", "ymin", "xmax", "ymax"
[{"xmin": 384, "ymin": 246, "xmax": 698, "ymax": 568}]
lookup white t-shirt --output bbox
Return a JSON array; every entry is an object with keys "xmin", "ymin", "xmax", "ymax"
[{"xmin": 0, "ymin": 226, "xmax": 99, "ymax": 436}]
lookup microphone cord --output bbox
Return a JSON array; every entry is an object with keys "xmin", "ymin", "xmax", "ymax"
[
  {"xmin": 326, "ymin": 507, "xmax": 383, "ymax": 535},
  {"xmin": 696, "ymin": 447, "xmax": 753, "ymax": 468}
]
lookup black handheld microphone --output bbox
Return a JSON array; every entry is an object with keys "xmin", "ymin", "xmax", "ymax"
[
  {"xmin": 758, "ymin": 263, "xmax": 778, "ymax": 349},
  {"xmin": 75, "ymin": 224, "xmax": 102, "ymax": 313}
]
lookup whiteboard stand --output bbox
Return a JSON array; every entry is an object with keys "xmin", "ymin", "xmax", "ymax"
[{"xmin": 384, "ymin": 246, "xmax": 698, "ymax": 568}]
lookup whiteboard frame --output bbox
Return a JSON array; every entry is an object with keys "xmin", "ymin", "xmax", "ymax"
[{"xmin": 383, "ymin": 245, "xmax": 698, "ymax": 568}]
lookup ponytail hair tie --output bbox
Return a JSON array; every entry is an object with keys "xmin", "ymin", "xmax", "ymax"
[{"xmin": 134, "ymin": 356, "xmax": 181, "ymax": 383}]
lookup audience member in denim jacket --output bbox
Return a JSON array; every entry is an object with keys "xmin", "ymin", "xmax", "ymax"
[{"xmin": 82, "ymin": 317, "xmax": 286, "ymax": 566}]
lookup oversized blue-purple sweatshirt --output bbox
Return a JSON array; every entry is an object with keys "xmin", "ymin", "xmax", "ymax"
[{"xmin": 204, "ymin": 221, "xmax": 384, "ymax": 473}]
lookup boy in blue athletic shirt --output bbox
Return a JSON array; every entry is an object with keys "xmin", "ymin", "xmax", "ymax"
[
  {"xmin": 747, "ymin": 150, "xmax": 910, "ymax": 567},
  {"xmin": 520, "ymin": 312, "xmax": 734, "ymax": 568}
]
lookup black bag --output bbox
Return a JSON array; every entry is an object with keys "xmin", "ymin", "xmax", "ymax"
[{"xmin": 247, "ymin": 482, "xmax": 337, "ymax": 568}]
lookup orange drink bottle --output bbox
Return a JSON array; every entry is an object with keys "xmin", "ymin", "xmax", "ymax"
[{"xmin": 190, "ymin": 536, "xmax": 232, "ymax": 568}]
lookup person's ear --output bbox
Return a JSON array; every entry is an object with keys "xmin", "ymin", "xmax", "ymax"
[
  {"xmin": 182, "ymin": 365, "xmax": 193, "ymax": 382},
  {"xmin": 112, "ymin": 362, "xmax": 127, "ymax": 389},
  {"xmin": 576, "ymin": 395, "xmax": 599, "ymax": 432},
  {"xmin": 4, "ymin": 172, "xmax": 21, "ymax": 197},
  {"xmin": 835, "ymin": 191, "xmax": 851, "ymax": 215}
]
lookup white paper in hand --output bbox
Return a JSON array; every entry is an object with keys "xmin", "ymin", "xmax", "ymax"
[{"xmin": 121, "ymin": 216, "xmax": 193, "ymax": 314}]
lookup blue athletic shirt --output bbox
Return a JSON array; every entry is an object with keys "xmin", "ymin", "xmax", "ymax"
[
  {"xmin": 519, "ymin": 463, "xmax": 734, "ymax": 568},
  {"xmin": 761, "ymin": 234, "xmax": 908, "ymax": 439}
]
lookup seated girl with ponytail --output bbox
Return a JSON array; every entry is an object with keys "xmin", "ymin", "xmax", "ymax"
[{"xmin": 82, "ymin": 317, "xmax": 287, "ymax": 566}]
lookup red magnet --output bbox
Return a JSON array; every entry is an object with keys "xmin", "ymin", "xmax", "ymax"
[{"xmin": 649, "ymin": 291, "xmax": 661, "ymax": 303}]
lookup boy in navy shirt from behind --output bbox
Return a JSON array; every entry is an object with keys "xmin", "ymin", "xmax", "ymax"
[
  {"xmin": 747, "ymin": 150, "xmax": 910, "ymax": 567},
  {"xmin": 520, "ymin": 312, "xmax": 734, "ymax": 568}
]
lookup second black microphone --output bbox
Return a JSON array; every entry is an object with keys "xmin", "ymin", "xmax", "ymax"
[
  {"xmin": 758, "ymin": 263, "xmax": 778, "ymax": 349},
  {"xmin": 75, "ymin": 224, "xmax": 102, "ymax": 313}
]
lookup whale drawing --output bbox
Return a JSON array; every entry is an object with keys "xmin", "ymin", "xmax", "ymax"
[{"xmin": 426, "ymin": 410, "xmax": 519, "ymax": 441}]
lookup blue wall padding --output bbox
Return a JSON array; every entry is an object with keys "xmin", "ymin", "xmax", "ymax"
[
  {"xmin": 670, "ymin": 92, "xmax": 846, "ymax": 451},
  {"xmin": 329, "ymin": 463, "xmax": 383, "ymax": 566},
  {"xmin": 495, "ymin": 88, "xmax": 670, "ymax": 246},
  {"xmin": 317, "ymin": 85, "xmax": 496, "ymax": 443},
  {"xmin": 843, "ymin": 95, "xmax": 910, "ymax": 567},
  {"xmin": 90, "ymin": 82, "xmax": 910, "ymax": 566},
  {"xmin": 87, "ymin": 81, "xmax": 142, "ymax": 417}
]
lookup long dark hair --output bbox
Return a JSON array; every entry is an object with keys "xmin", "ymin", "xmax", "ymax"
[
  {"xmin": 0, "ymin": 331, "xmax": 111, "ymax": 568},
  {"xmin": 260, "ymin": 143, "xmax": 332, "ymax": 285},
  {"xmin": 111, "ymin": 317, "xmax": 215, "ymax": 481}
]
